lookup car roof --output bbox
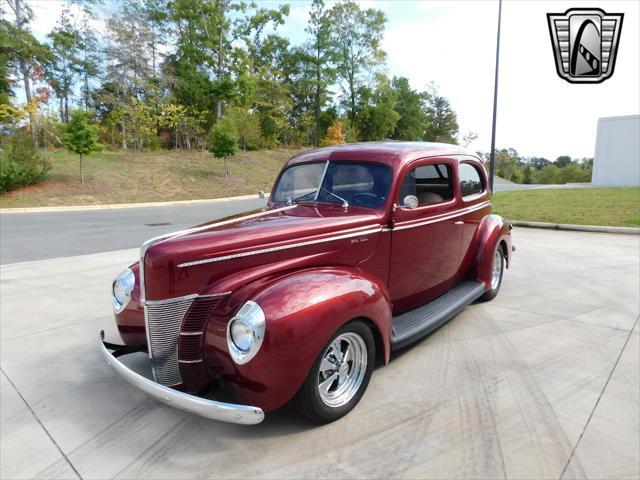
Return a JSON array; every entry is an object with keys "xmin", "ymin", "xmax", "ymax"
[{"xmin": 286, "ymin": 141, "xmax": 480, "ymax": 170}]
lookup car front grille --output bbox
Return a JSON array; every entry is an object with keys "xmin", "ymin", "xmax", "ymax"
[{"xmin": 145, "ymin": 295, "xmax": 196, "ymax": 386}]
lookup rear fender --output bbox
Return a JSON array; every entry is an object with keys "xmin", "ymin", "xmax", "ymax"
[
  {"xmin": 474, "ymin": 214, "xmax": 512, "ymax": 288},
  {"xmin": 205, "ymin": 266, "xmax": 392, "ymax": 412}
]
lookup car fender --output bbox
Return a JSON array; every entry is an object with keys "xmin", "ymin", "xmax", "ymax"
[
  {"xmin": 205, "ymin": 266, "xmax": 392, "ymax": 412},
  {"xmin": 474, "ymin": 214, "xmax": 512, "ymax": 288}
]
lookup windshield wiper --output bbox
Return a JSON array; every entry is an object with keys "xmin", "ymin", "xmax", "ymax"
[
  {"xmin": 287, "ymin": 191, "xmax": 316, "ymax": 205},
  {"xmin": 319, "ymin": 187, "xmax": 349, "ymax": 208}
]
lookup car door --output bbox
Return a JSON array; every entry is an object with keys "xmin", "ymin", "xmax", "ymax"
[
  {"xmin": 457, "ymin": 159, "xmax": 492, "ymax": 272},
  {"xmin": 388, "ymin": 157, "xmax": 462, "ymax": 314}
]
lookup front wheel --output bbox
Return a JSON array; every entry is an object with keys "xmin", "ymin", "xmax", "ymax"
[
  {"xmin": 293, "ymin": 320, "xmax": 374, "ymax": 424},
  {"xmin": 480, "ymin": 244, "xmax": 505, "ymax": 302}
]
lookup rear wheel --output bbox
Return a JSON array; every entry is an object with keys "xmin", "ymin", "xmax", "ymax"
[
  {"xmin": 480, "ymin": 244, "xmax": 504, "ymax": 301},
  {"xmin": 293, "ymin": 320, "xmax": 374, "ymax": 424}
]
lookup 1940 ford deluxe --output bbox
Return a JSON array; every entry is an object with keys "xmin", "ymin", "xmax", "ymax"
[{"xmin": 100, "ymin": 142, "xmax": 513, "ymax": 425}]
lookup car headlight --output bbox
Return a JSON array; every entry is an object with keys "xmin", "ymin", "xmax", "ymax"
[
  {"xmin": 226, "ymin": 301, "xmax": 265, "ymax": 365},
  {"xmin": 112, "ymin": 268, "xmax": 135, "ymax": 313}
]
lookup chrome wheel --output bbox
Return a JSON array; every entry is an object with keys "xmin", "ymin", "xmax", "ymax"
[
  {"xmin": 317, "ymin": 332, "xmax": 367, "ymax": 408},
  {"xmin": 491, "ymin": 248, "xmax": 503, "ymax": 290}
]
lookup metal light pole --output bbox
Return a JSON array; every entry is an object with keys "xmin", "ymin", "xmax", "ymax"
[{"xmin": 489, "ymin": 0, "xmax": 503, "ymax": 193}]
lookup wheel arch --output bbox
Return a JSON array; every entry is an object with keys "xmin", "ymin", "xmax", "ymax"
[
  {"xmin": 474, "ymin": 214, "xmax": 512, "ymax": 288},
  {"xmin": 355, "ymin": 316, "xmax": 387, "ymax": 367},
  {"xmin": 210, "ymin": 265, "xmax": 392, "ymax": 412}
]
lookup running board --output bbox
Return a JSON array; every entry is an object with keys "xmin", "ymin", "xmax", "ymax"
[{"xmin": 391, "ymin": 281, "xmax": 485, "ymax": 350}]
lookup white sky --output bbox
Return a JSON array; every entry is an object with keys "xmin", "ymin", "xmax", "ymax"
[{"xmin": 26, "ymin": 0, "xmax": 640, "ymax": 160}]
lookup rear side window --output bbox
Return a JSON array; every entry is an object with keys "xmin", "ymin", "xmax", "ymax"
[
  {"xmin": 459, "ymin": 163, "xmax": 483, "ymax": 197},
  {"xmin": 399, "ymin": 163, "xmax": 453, "ymax": 206}
]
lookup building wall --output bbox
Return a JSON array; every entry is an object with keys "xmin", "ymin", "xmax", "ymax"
[{"xmin": 592, "ymin": 115, "xmax": 640, "ymax": 187}]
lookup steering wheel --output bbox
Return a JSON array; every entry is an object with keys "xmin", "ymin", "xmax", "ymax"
[{"xmin": 350, "ymin": 192, "xmax": 382, "ymax": 207}]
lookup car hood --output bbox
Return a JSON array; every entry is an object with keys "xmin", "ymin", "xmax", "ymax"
[{"xmin": 142, "ymin": 204, "xmax": 384, "ymax": 300}]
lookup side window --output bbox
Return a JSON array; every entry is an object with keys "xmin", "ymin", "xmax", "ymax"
[
  {"xmin": 459, "ymin": 163, "xmax": 483, "ymax": 197},
  {"xmin": 399, "ymin": 163, "xmax": 453, "ymax": 206}
]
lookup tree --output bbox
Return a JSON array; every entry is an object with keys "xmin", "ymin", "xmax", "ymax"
[
  {"xmin": 3, "ymin": 0, "xmax": 52, "ymax": 145},
  {"xmin": 529, "ymin": 157, "xmax": 551, "ymax": 170},
  {"xmin": 208, "ymin": 116, "xmax": 238, "ymax": 177},
  {"xmin": 492, "ymin": 148, "xmax": 524, "ymax": 183},
  {"xmin": 461, "ymin": 131, "xmax": 478, "ymax": 148},
  {"xmin": 228, "ymin": 106, "xmax": 259, "ymax": 159},
  {"xmin": 329, "ymin": 0, "xmax": 386, "ymax": 122},
  {"xmin": 424, "ymin": 87, "xmax": 459, "ymax": 143},
  {"xmin": 305, "ymin": 0, "xmax": 335, "ymax": 144},
  {"xmin": 522, "ymin": 164, "xmax": 534, "ymax": 184},
  {"xmin": 534, "ymin": 164, "xmax": 560, "ymax": 184},
  {"xmin": 102, "ymin": 3, "xmax": 155, "ymax": 149},
  {"xmin": 320, "ymin": 120, "xmax": 345, "ymax": 146},
  {"xmin": 555, "ymin": 155, "xmax": 572, "ymax": 168},
  {"xmin": 47, "ymin": 8, "xmax": 81, "ymax": 123},
  {"xmin": 356, "ymin": 75, "xmax": 399, "ymax": 141},
  {"xmin": 63, "ymin": 109, "xmax": 100, "ymax": 184},
  {"xmin": 557, "ymin": 162, "xmax": 591, "ymax": 183},
  {"xmin": 391, "ymin": 77, "xmax": 427, "ymax": 141},
  {"xmin": 77, "ymin": 9, "xmax": 102, "ymax": 111}
]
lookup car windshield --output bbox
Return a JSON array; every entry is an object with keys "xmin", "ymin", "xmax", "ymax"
[{"xmin": 272, "ymin": 161, "xmax": 392, "ymax": 209}]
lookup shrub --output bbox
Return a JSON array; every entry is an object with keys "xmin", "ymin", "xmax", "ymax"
[{"xmin": 0, "ymin": 134, "xmax": 51, "ymax": 193}]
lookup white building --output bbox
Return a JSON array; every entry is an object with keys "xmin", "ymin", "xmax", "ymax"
[{"xmin": 592, "ymin": 115, "xmax": 640, "ymax": 187}]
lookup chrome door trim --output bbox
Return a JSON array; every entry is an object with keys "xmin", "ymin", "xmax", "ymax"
[{"xmin": 391, "ymin": 201, "xmax": 490, "ymax": 232}]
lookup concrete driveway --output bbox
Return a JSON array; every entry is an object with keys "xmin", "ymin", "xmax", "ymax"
[{"xmin": 1, "ymin": 228, "xmax": 638, "ymax": 479}]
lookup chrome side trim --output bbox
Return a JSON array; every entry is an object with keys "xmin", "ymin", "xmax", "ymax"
[
  {"xmin": 100, "ymin": 332, "xmax": 264, "ymax": 425},
  {"xmin": 392, "ymin": 201, "xmax": 491, "ymax": 232},
  {"xmin": 177, "ymin": 226, "xmax": 384, "ymax": 268},
  {"xmin": 143, "ymin": 292, "xmax": 231, "ymax": 306},
  {"xmin": 178, "ymin": 359, "xmax": 203, "ymax": 364},
  {"xmin": 177, "ymin": 202, "xmax": 491, "ymax": 269},
  {"xmin": 145, "ymin": 293, "xmax": 198, "ymax": 306}
]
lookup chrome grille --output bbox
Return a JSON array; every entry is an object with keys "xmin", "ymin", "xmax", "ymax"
[{"xmin": 145, "ymin": 295, "xmax": 196, "ymax": 386}]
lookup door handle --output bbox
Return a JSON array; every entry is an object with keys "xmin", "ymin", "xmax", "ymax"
[{"xmin": 454, "ymin": 221, "xmax": 464, "ymax": 225}]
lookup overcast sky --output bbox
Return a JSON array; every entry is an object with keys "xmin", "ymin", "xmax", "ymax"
[{"xmin": 28, "ymin": 0, "xmax": 640, "ymax": 160}]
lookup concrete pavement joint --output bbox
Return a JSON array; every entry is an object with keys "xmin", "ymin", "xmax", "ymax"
[
  {"xmin": 558, "ymin": 314, "xmax": 640, "ymax": 480},
  {"xmin": 0, "ymin": 367, "xmax": 83, "ymax": 480}
]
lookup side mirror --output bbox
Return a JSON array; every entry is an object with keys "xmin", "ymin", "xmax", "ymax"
[
  {"xmin": 402, "ymin": 195, "xmax": 419, "ymax": 209},
  {"xmin": 258, "ymin": 190, "xmax": 265, "ymax": 200}
]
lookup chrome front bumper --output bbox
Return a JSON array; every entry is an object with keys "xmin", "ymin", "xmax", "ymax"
[{"xmin": 99, "ymin": 331, "xmax": 264, "ymax": 425}]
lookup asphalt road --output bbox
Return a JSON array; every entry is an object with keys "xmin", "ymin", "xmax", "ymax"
[
  {"xmin": 0, "ymin": 183, "xmax": 593, "ymax": 265},
  {"xmin": 0, "ymin": 198, "xmax": 267, "ymax": 264},
  {"xmin": 1, "ymin": 228, "xmax": 638, "ymax": 479}
]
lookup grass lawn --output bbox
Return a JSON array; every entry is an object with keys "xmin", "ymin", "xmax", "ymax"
[
  {"xmin": 493, "ymin": 188, "xmax": 640, "ymax": 227},
  {"xmin": 0, "ymin": 148, "xmax": 302, "ymax": 208}
]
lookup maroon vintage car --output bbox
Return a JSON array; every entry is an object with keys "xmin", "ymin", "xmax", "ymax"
[{"xmin": 100, "ymin": 142, "xmax": 513, "ymax": 425}]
